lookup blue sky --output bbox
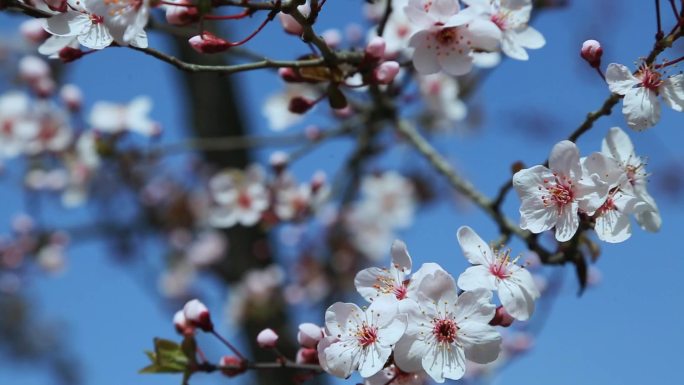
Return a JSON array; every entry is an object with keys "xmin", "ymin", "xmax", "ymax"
[{"xmin": 2, "ymin": 1, "xmax": 684, "ymax": 385}]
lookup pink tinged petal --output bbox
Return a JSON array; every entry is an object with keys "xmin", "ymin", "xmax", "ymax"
[
  {"xmin": 622, "ymin": 86, "xmax": 660, "ymax": 131},
  {"xmin": 457, "ymin": 265, "xmax": 496, "ymax": 291},
  {"xmin": 498, "ymin": 279, "xmax": 535, "ymax": 321},
  {"xmin": 391, "ymin": 239, "xmax": 412, "ymax": 273},
  {"xmin": 323, "ymin": 340, "xmax": 359, "ymax": 378},
  {"xmin": 422, "ymin": 342, "xmax": 466, "ymax": 382},
  {"xmin": 606, "ymin": 63, "xmax": 639, "ymax": 95},
  {"xmin": 601, "ymin": 126, "xmax": 635, "ymax": 163},
  {"xmin": 466, "ymin": 18, "xmax": 502, "ymax": 51},
  {"xmin": 456, "ymin": 226, "xmax": 494, "ymax": 265},
  {"xmin": 393, "ymin": 334, "xmax": 428, "ymax": 373},
  {"xmin": 355, "ymin": 267, "xmax": 393, "ymax": 302},
  {"xmin": 409, "ymin": 31, "xmax": 441, "ymax": 75},
  {"xmin": 660, "ymin": 74, "xmax": 684, "ymax": 112},
  {"xmin": 454, "ymin": 289, "xmax": 496, "ymax": 325},
  {"xmin": 554, "ymin": 200, "xmax": 579, "ymax": 241},
  {"xmin": 457, "ymin": 322, "xmax": 501, "ymax": 364},
  {"xmin": 548, "ymin": 140, "xmax": 581, "ymax": 177},
  {"xmin": 325, "ymin": 302, "xmax": 362, "ymax": 338}
]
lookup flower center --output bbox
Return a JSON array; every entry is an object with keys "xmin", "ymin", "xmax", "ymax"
[
  {"xmin": 637, "ymin": 67, "xmax": 663, "ymax": 91},
  {"xmin": 373, "ymin": 275, "xmax": 409, "ymax": 300},
  {"xmin": 356, "ymin": 323, "xmax": 378, "ymax": 347},
  {"xmin": 432, "ymin": 318, "xmax": 458, "ymax": 344},
  {"xmin": 540, "ymin": 174, "xmax": 574, "ymax": 209},
  {"xmin": 489, "ymin": 248, "xmax": 520, "ymax": 279},
  {"xmin": 237, "ymin": 191, "xmax": 252, "ymax": 209},
  {"xmin": 89, "ymin": 13, "xmax": 104, "ymax": 24},
  {"xmin": 435, "ymin": 27, "xmax": 458, "ymax": 46}
]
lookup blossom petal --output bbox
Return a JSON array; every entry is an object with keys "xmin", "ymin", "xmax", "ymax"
[
  {"xmin": 458, "ymin": 322, "xmax": 501, "ymax": 364},
  {"xmin": 409, "ymin": 31, "xmax": 441, "ymax": 75},
  {"xmin": 601, "ymin": 126, "xmax": 635, "ymax": 163},
  {"xmin": 391, "ymin": 239, "xmax": 412, "ymax": 274},
  {"xmin": 323, "ymin": 339, "xmax": 359, "ymax": 378},
  {"xmin": 514, "ymin": 26, "xmax": 545, "ymax": 49},
  {"xmin": 498, "ymin": 278, "xmax": 535, "ymax": 321},
  {"xmin": 456, "ymin": 226, "xmax": 494, "ymax": 265},
  {"xmin": 660, "ymin": 74, "xmax": 684, "ymax": 112},
  {"xmin": 457, "ymin": 265, "xmax": 496, "ymax": 291},
  {"xmin": 606, "ymin": 63, "xmax": 638, "ymax": 95},
  {"xmin": 554, "ymin": 201, "xmax": 579, "ymax": 242},
  {"xmin": 622, "ymin": 86, "xmax": 660, "ymax": 131},
  {"xmin": 393, "ymin": 334, "xmax": 428, "ymax": 373},
  {"xmin": 358, "ymin": 344, "xmax": 392, "ymax": 378},
  {"xmin": 454, "ymin": 289, "xmax": 496, "ymax": 325},
  {"xmin": 548, "ymin": 140, "xmax": 581, "ymax": 177},
  {"xmin": 437, "ymin": 45, "xmax": 474, "ymax": 76},
  {"xmin": 325, "ymin": 302, "xmax": 362, "ymax": 338},
  {"xmin": 422, "ymin": 342, "xmax": 466, "ymax": 382}
]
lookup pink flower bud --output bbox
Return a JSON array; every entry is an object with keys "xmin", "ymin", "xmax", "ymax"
[
  {"xmin": 296, "ymin": 347, "xmax": 318, "ymax": 364},
  {"xmin": 20, "ymin": 19, "xmax": 50, "ymax": 45},
  {"xmin": 183, "ymin": 299, "xmax": 213, "ymax": 332},
  {"xmin": 365, "ymin": 36, "xmax": 386, "ymax": 62},
  {"xmin": 580, "ymin": 39, "xmax": 602, "ymax": 68},
  {"xmin": 269, "ymin": 151, "xmax": 289, "ymax": 173},
  {"xmin": 489, "ymin": 305, "xmax": 515, "ymax": 327},
  {"xmin": 173, "ymin": 310, "xmax": 194, "ymax": 335},
  {"xmin": 189, "ymin": 32, "xmax": 231, "ymax": 54},
  {"xmin": 288, "ymin": 96, "xmax": 315, "ymax": 114},
  {"xmin": 278, "ymin": 67, "xmax": 303, "ymax": 82},
  {"xmin": 58, "ymin": 47, "xmax": 84, "ymax": 63},
  {"xmin": 219, "ymin": 355, "xmax": 247, "ymax": 377},
  {"xmin": 373, "ymin": 61, "xmax": 400, "ymax": 85},
  {"xmin": 297, "ymin": 323, "xmax": 323, "ymax": 348},
  {"xmin": 256, "ymin": 328, "xmax": 279, "ymax": 348},
  {"xmin": 60, "ymin": 84, "xmax": 83, "ymax": 112},
  {"xmin": 165, "ymin": 0, "xmax": 199, "ymax": 26},
  {"xmin": 279, "ymin": 13, "xmax": 303, "ymax": 36}
]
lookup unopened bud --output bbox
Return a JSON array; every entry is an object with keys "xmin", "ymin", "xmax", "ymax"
[
  {"xmin": 365, "ymin": 36, "xmax": 386, "ymax": 62},
  {"xmin": 288, "ymin": 96, "xmax": 315, "ymax": 114},
  {"xmin": 256, "ymin": 328, "xmax": 279, "ymax": 348},
  {"xmin": 269, "ymin": 151, "xmax": 289, "ymax": 173},
  {"xmin": 489, "ymin": 305, "xmax": 515, "ymax": 327},
  {"xmin": 373, "ymin": 61, "xmax": 400, "ymax": 85},
  {"xmin": 279, "ymin": 13, "xmax": 303, "ymax": 35},
  {"xmin": 219, "ymin": 355, "xmax": 247, "ymax": 377},
  {"xmin": 297, "ymin": 323, "xmax": 323, "ymax": 348},
  {"xmin": 20, "ymin": 19, "xmax": 50, "ymax": 44},
  {"xmin": 173, "ymin": 310, "xmax": 194, "ymax": 335},
  {"xmin": 278, "ymin": 67, "xmax": 303, "ymax": 82},
  {"xmin": 60, "ymin": 84, "xmax": 83, "ymax": 112},
  {"xmin": 580, "ymin": 39, "xmax": 602, "ymax": 68},
  {"xmin": 296, "ymin": 347, "xmax": 319, "ymax": 364},
  {"xmin": 183, "ymin": 299, "xmax": 213, "ymax": 332},
  {"xmin": 58, "ymin": 47, "xmax": 84, "ymax": 63},
  {"xmin": 166, "ymin": 0, "xmax": 199, "ymax": 26},
  {"xmin": 189, "ymin": 32, "xmax": 231, "ymax": 54}
]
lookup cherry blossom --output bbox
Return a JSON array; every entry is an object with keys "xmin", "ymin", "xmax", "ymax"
[
  {"xmin": 606, "ymin": 63, "xmax": 684, "ymax": 131},
  {"xmin": 42, "ymin": 2, "xmax": 114, "ymax": 50},
  {"xmin": 89, "ymin": 96, "xmax": 160, "ymax": 136},
  {"xmin": 417, "ymin": 73, "xmax": 467, "ymax": 130},
  {"xmin": 356, "ymin": 171, "xmax": 416, "ymax": 229},
  {"xmin": 354, "ymin": 240, "xmax": 452, "ymax": 306},
  {"xmin": 512, "ymin": 140, "xmax": 610, "ymax": 242},
  {"xmin": 319, "ymin": 296, "xmax": 407, "ymax": 378},
  {"xmin": 462, "ymin": 0, "xmax": 545, "ymax": 60},
  {"xmin": 600, "ymin": 126, "xmax": 661, "ymax": 232},
  {"xmin": 455, "ymin": 226, "xmax": 539, "ymax": 320},
  {"xmin": 86, "ymin": 0, "xmax": 150, "ymax": 47},
  {"xmin": 364, "ymin": 364, "xmax": 426, "ymax": 385},
  {"xmin": 393, "ymin": 282, "xmax": 501, "ymax": 383},
  {"xmin": 365, "ymin": 0, "xmax": 415, "ymax": 57},
  {"xmin": 208, "ymin": 167, "xmax": 269, "ymax": 228},
  {"xmin": 405, "ymin": 0, "xmax": 501, "ymax": 75},
  {"xmin": 0, "ymin": 91, "xmax": 39, "ymax": 158}
]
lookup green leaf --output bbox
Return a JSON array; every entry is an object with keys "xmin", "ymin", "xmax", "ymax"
[{"xmin": 138, "ymin": 338, "xmax": 190, "ymax": 374}]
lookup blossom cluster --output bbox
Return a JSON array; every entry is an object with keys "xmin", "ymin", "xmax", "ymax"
[{"xmin": 513, "ymin": 127, "xmax": 660, "ymax": 243}]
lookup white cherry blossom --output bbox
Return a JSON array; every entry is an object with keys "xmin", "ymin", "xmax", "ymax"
[
  {"xmin": 42, "ymin": 2, "xmax": 113, "ymax": 50},
  {"xmin": 462, "ymin": 0, "xmax": 545, "ymax": 60},
  {"xmin": 405, "ymin": 0, "xmax": 501, "ymax": 75},
  {"xmin": 512, "ymin": 140, "xmax": 610, "ymax": 241},
  {"xmin": 418, "ymin": 73, "xmax": 467, "ymax": 130},
  {"xmin": 366, "ymin": 0, "xmax": 415, "ymax": 57},
  {"xmin": 319, "ymin": 296, "xmax": 407, "ymax": 378},
  {"xmin": 606, "ymin": 63, "xmax": 684, "ymax": 131},
  {"xmin": 456, "ymin": 226, "xmax": 539, "ymax": 320},
  {"xmin": 209, "ymin": 167, "xmax": 269, "ymax": 228},
  {"xmin": 393, "ymin": 283, "xmax": 501, "ymax": 383},
  {"xmin": 89, "ymin": 96, "xmax": 159, "ymax": 136},
  {"xmin": 364, "ymin": 364, "xmax": 426, "ymax": 385},
  {"xmin": 354, "ymin": 240, "xmax": 451, "ymax": 305},
  {"xmin": 86, "ymin": 0, "xmax": 151, "ymax": 47},
  {"xmin": 600, "ymin": 126, "xmax": 661, "ymax": 232},
  {"xmin": 0, "ymin": 91, "xmax": 39, "ymax": 158}
]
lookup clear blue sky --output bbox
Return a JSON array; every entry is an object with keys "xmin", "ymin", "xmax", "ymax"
[{"xmin": 1, "ymin": 1, "xmax": 684, "ymax": 385}]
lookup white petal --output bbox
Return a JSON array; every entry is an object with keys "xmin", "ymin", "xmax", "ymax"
[
  {"xmin": 323, "ymin": 339, "xmax": 359, "ymax": 378},
  {"xmin": 456, "ymin": 226, "xmax": 494, "ymax": 265},
  {"xmin": 438, "ymin": 45, "xmax": 474, "ymax": 76},
  {"xmin": 466, "ymin": 18, "xmax": 502, "ymax": 52},
  {"xmin": 622, "ymin": 86, "xmax": 660, "ymax": 131},
  {"xmin": 413, "ymin": 266, "xmax": 456, "ymax": 302},
  {"xmin": 355, "ymin": 267, "xmax": 395, "ymax": 302},
  {"xmin": 514, "ymin": 26, "xmax": 545, "ymax": 49},
  {"xmin": 325, "ymin": 302, "xmax": 362, "ymax": 338},
  {"xmin": 502, "ymin": 32, "xmax": 529, "ymax": 60},
  {"xmin": 393, "ymin": 335, "xmax": 428, "ymax": 373},
  {"xmin": 38, "ymin": 36, "xmax": 75, "ymax": 56},
  {"xmin": 548, "ymin": 140, "xmax": 581, "ymax": 177},
  {"xmin": 601, "ymin": 126, "xmax": 635, "ymax": 163},
  {"xmin": 78, "ymin": 24, "xmax": 113, "ymax": 50},
  {"xmin": 422, "ymin": 342, "xmax": 465, "ymax": 382},
  {"xmin": 391, "ymin": 239, "xmax": 412, "ymax": 274},
  {"xmin": 457, "ymin": 265, "xmax": 496, "ymax": 291},
  {"xmin": 376, "ymin": 316, "xmax": 407, "ymax": 346},
  {"xmin": 454, "ymin": 289, "xmax": 496, "ymax": 324},
  {"xmin": 660, "ymin": 74, "xmax": 684, "ymax": 112},
  {"xmin": 594, "ymin": 206, "xmax": 632, "ymax": 243},
  {"xmin": 554, "ymin": 202, "xmax": 579, "ymax": 242},
  {"xmin": 409, "ymin": 31, "xmax": 441, "ymax": 75},
  {"xmin": 498, "ymin": 278, "xmax": 535, "ymax": 320},
  {"xmin": 458, "ymin": 322, "xmax": 501, "ymax": 363},
  {"xmin": 606, "ymin": 63, "xmax": 639, "ymax": 95}
]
